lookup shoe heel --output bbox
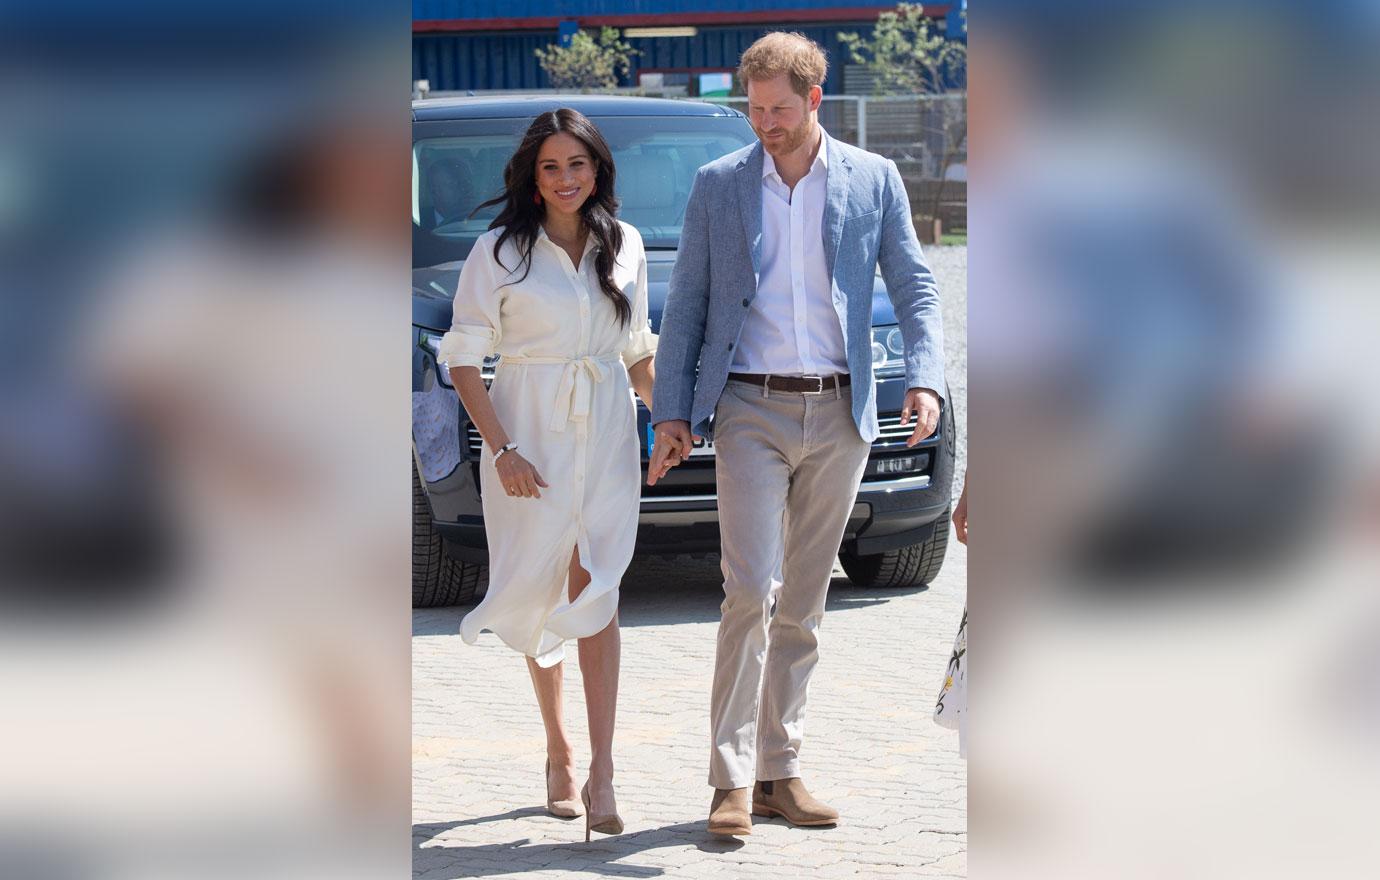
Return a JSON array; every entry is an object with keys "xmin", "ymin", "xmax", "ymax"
[
  {"xmin": 580, "ymin": 782, "xmax": 624, "ymax": 839},
  {"xmin": 582, "ymin": 787, "xmax": 592, "ymax": 842}
]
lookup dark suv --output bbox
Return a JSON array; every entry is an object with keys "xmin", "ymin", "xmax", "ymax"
[{"xmin": 412, "ymin": 95, "xmax": 955, "ymax": 607}]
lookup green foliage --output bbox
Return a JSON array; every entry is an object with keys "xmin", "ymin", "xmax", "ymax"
[
  {"xmin": 839, "ymin": 3, "xmax": 966, "ymax": 95},
  {"xmin": 535, "ymin": 27, "xmax": 639, "ymax": 91}
]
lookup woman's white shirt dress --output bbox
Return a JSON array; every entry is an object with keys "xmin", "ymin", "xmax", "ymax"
[{"xmin": 438, "ymin": 221, "xmax": 656, "ymax": 667}]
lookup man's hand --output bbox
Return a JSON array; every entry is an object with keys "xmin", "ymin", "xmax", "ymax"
[
  {"xmin": 648, "ymin": 419, "xmax": 698, "ymax": 486},
  {"xmin": 901, "ymin": 387, "xmax": 942, "ymax": 447}
]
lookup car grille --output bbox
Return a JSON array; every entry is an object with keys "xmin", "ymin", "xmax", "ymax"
[
  {"xmin": 465, "ymin": 424, "xmax": 484, "ymax": 456},
  {"xmin": 873, "ymin": 412, "xmax": 936, "ymax": 448}
]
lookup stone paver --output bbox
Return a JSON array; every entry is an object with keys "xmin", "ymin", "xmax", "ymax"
[{"xmin": 413, "ymin": 542, "xmax": 967, "ymax": 879}]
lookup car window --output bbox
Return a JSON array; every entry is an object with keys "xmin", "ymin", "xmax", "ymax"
[{"xmin": 413, "ymin": 114, "xmax": 755, "ymax": 267}]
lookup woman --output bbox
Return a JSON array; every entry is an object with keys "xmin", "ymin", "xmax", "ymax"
[
  {"xmin": 437, "ymin": 108, "xmax": 669, "ymax": 840},
  {"xmin": 935, "ymin": 478, "xmax": 968, "ymax": 758}
]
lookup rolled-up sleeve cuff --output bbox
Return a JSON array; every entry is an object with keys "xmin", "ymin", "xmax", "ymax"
[
  {"xmin": 621, "ymin": 330, "xmax": 658, "ymax": 370},
  {"xmin": 649, "ymin": 399, "xmax": 691, "ymax": 426},
  {"xmin": 905, "ymin": 367, "xmax": 946, "ymax": 405},
  {"xmin": 437, "ymin": 325, "xmax": 496, "ymax": 369}
]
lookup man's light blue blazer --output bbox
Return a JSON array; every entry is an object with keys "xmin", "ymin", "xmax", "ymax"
[{"xmin": 650, "ymin": 133, "xmax": 945, "ymax": 444}]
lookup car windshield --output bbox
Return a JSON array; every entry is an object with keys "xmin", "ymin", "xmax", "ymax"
[{"xmin": 413, "ymin": 113, "xmax": 755, "ymax": 267}]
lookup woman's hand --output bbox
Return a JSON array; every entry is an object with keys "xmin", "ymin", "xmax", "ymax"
[
  {"xmin": 450, "ymin": 365, "xmax": 547, "ymax": 499},
  {"xmin": 494, "ymin": 450, "xmax": 549, "ymax": 499},
  {"xmin": 951, "ymin": 478, "xmax": 968, "ymax": 545}
]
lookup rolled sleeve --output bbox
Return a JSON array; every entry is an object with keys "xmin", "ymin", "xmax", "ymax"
[
  {"xmin": 622, "ymin": 326, "xmax": 658, "ymax": 370},
  {"xmin": 440, "ymin": 234, "xmax": 504, "ymax": 369},
  {"xmin": 437, "ymin": 325, "xmax": 496, "ymax": 369},
  {"xmin": 620, "ymin": 227, "xmax": 658, "ymax": 369}
]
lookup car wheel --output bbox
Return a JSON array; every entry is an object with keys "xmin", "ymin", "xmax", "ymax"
[
  {"xmin": 839, "ymin": 505, "xmax": 951, "ymax": 589},
  {"xmin": 413, "ymin": 459, "xmax": 488, "ymax": 607}
]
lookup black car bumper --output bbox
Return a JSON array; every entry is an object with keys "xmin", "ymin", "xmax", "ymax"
[{"xmin": 435, "ymin": 470, "xmax": 951, "ymax": 561}]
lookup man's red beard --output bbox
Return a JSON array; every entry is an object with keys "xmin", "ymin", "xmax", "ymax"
[{"xmin": 756, "ymin": 119, "xmax": 813, "ymax": 155}]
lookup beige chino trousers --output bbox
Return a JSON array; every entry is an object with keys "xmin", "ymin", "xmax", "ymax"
[{"xmin": 708, "ymin": 378, "xmax": 871, "ymax": 789}]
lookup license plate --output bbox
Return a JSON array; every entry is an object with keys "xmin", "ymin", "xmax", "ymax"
[{"xmin": 646, "ymin": 425, "xmax": 715, "ymax": 458}]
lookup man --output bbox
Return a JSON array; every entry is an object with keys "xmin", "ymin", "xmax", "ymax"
[
  {"xmin": 649, "ymin": 32, "xmax": 945, "ymax": 836},
  {"xmin": 427, "ymin": 162, "xmax": 471, "ymax": 228}
]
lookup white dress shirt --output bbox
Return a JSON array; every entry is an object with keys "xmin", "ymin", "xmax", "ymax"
[{"xmin": 730, "ymin": 130, "xmax": 849, "ymax": 377}]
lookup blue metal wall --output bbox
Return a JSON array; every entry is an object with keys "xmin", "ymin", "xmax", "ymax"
[
  {"xmin": 414, "ymin": 29, "xmax": 559, "ymax": 91},
  {"xmin": 415, "ymin": 1, "xmax": 915, "ymax": 18},
  {"xmin": 415, "ymin": 21, "xmax": 890, "ymax": 93}
]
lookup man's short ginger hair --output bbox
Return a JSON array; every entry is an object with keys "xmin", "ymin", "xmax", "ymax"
[{"xmin": 737, "ymin": 32, "xmax": 828, "ymax": 99}]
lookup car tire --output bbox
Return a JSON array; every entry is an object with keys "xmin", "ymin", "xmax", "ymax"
[
  {"xmin": 413, "ymin": 459, "xmax": 488, "ymax": 607},
  {"xmin": 839, "ymin": 505, "xmax": 951, "ymax": 589}
]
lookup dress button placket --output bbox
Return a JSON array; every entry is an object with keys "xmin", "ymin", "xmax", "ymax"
[{"xmin": 569, "ymin": 253, "xmax": 591, "ymax": 541}]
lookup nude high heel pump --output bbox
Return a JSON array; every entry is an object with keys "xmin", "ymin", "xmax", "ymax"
[
  {"xmin": 581, "ymin": 782, "xmax": 624, "ymax": 841},
  {"xmin": 545, "ymin": 759, "xmax": 583, "ymax": 819}
]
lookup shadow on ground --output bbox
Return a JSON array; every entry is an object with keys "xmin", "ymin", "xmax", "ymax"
[
  {"xmin": 413, "ymin": 817, "xmax": 746, "ymax": 879},
  {"xmin": 413, "ymin": 554, "xmax": 928, "ymax": 637}
]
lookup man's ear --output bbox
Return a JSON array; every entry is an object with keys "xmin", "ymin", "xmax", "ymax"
[{"xmin": 809, "ymin": 84, "xmax": 823, "ymax": 113}]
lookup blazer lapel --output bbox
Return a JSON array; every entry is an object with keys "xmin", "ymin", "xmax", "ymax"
[
  {"xmin": 736, "ymin": 144, "xmax": 764, "ymax": 278},
  {"xmin": 821, "ymin": 132, "xmax": 851, "ymax": 281}
]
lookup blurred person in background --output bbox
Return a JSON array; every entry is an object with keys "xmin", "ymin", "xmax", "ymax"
[
  {"xmin": 85, "ymin": 100, "xmax": 408, "ymax": 816},
  {"xmin": 969, "ymin": 19, "xmax": 1324, "ymax": 593},
  {"xmin": 935, "ymin": 476, "xmax": 968, "ymax": 757},
  {"xmin": 437, "ymin": 108, "xmax": 659, "ymax": 841},
  {"xmin": 427, "ymin": 161, "xmax": 471, "ymax": 229},
  {"xmin": 0, "ymin": 57, "xmax": 410, "ymax": 877},
  {"xmin": 969, "ymin": 5, "xmax": 1375, "ymax": 878}
]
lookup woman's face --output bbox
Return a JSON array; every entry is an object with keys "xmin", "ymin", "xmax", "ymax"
[{"xmin": 534, "ymin": 132, "xmax": 598, "ymax": 219}]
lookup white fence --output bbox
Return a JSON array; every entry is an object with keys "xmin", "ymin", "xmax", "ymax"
[{"xmin": 414, "ymin": 84, "xmax": 967, "ymax": 183}]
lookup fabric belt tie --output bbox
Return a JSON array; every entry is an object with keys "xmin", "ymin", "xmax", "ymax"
[{"xmin": 502, "ymin": 353, "xmax": 619, "ymax": 432}]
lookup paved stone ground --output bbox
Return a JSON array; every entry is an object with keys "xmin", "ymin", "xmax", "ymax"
[{"xmin": 413, "ymin": 247, "xmax": 967, "ymax": 878}]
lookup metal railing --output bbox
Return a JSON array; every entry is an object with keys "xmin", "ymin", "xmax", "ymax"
[{"xmin": 696, "ymin": 94, "xmax": 966, "ymax": 180}]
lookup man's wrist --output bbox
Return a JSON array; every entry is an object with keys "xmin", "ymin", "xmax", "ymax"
[{"xmin": 653, "ymin": 418, "xmax": 690, "ymax": 431}]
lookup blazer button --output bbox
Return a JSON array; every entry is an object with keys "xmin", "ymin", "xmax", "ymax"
[
  {"xmin": 727, "ymin": 342, "xmax": 734, "ymax": 350},
  {"xmin": 742, "ymin": 297, "xmax": 751, "ymax": 307}
]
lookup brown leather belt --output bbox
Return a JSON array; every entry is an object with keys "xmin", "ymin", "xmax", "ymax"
[{"xmin": 726, "ymin": 372, "xmax": 851, "ymax": 394}]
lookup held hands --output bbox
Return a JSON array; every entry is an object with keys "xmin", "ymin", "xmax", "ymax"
[
  {"xmin": 495, "ymin": 449, "xmax": 550, "ymax": 498},
  {"xmin": 900, "ymin": 387, "xmax": 942, "ymax": 447},
  {"xmin": 647, "ymin": 419, "xmax": 698, "ymax": 486}
]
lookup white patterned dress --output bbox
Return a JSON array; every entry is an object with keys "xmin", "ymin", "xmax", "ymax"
[
  {"xmin": 934, "ymin": 605, "xmax": 968, "ymax": 758},
  {"xmin": 438, "ymin": 222, "xmax": 656, "ymax": 667}
]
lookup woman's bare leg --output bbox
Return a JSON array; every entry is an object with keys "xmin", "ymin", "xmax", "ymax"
[
  {"xmin": 569, "ymin": 546, "xmax": 620, "ymax": 817},
  {"xmin": 526, "ymin": 656, "xmax": 578, "ymax": 804}
]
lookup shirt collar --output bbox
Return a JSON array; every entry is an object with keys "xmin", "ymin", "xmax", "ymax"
[
  {"xmin": 762, "ymin": 127, "xmax": 828, "ymax": 182},
  {"xmin": 536, "ymin": 223, "xmax": 599, "ymax": 256}
]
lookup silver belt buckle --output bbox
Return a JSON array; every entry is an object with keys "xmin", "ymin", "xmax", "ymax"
[{"xmin": 801, "ymin": 375, "xmax": 825, "ymax": 395}]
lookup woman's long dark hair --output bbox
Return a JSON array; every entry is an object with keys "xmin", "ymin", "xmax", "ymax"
[{"xmin": 474, "ymin": 108, "xmax": 630, "ymax": 327}]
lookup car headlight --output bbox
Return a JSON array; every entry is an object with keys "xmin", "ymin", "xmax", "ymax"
[
  {"xmin": 871, "ymin": 325, "xmax": 905, "ymax": 377},
  {"xmin": 419, "ymin": 330, "xmax": 498, "ymax": 386}
]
